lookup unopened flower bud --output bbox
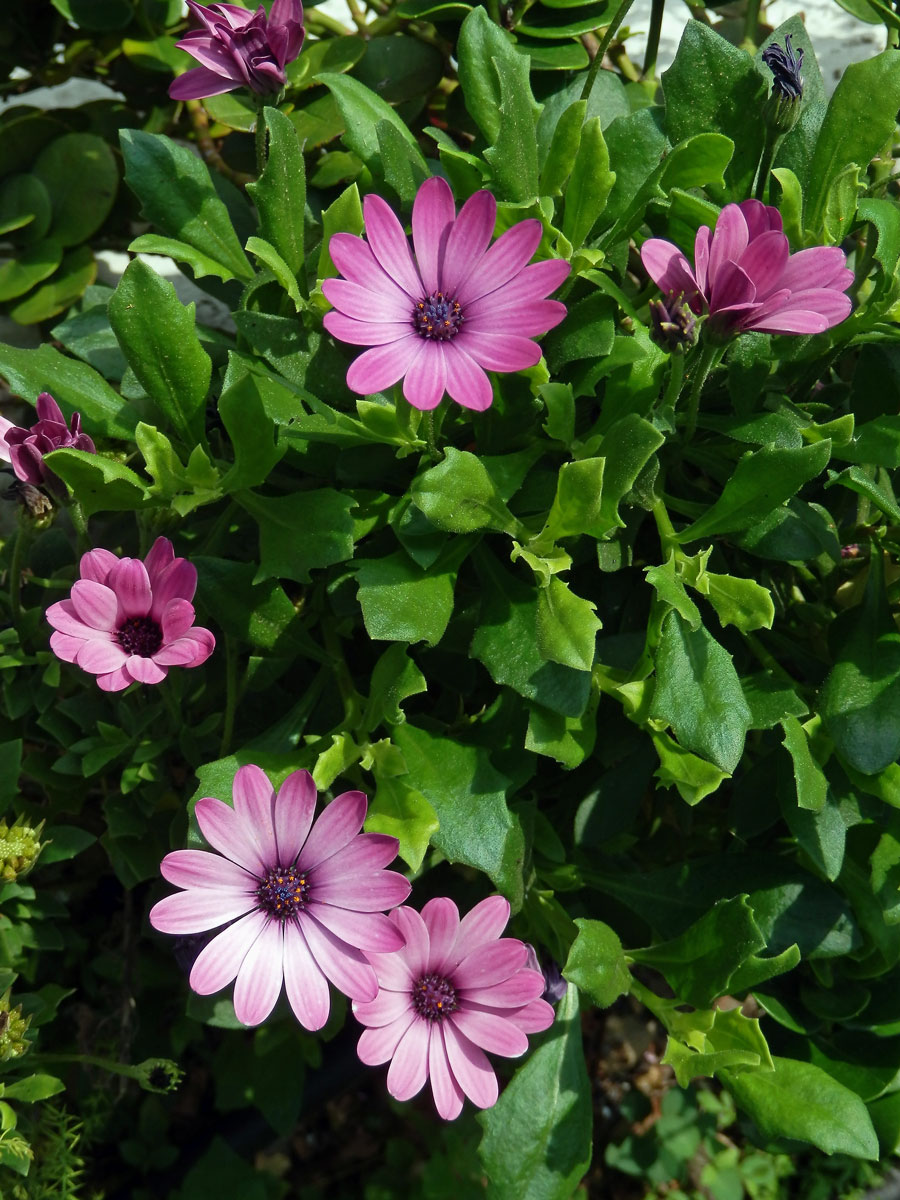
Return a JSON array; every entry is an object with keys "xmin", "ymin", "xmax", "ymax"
[
  {"xmin": 5, "ymin": 481, "xmax": 54, "ymax": 520},
  {"xmin": 0, "ymin": 992, "xmax": 31, "ymax": 1062},
  {"xmin": 0, "ymin": 817, "xmax": 45, "ymax": 883},
  {"xmin": 762, "ymin": 35, "xmax": 804, "ymax": 134},
  {"xmin": 648, "ymin": 294, "xmax": 697, "ymax": 354},
  {"xmin": 131, "ymin": 1057, "xmax": 184, "ymax": 1094}
]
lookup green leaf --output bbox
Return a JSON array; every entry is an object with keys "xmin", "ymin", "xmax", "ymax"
[
  {"xmin": 8, "ymin": 244, "xmax": 96, "ymax": 325},
  {"xmin": 562, "ymin": 919, "xmax": 631, "ymax": 1008},
  {"xmin": 839, "ymin": 415, "xmax": 900, "ymax": 468},
  {"xmin": 562, "ymin": 116, "xmax": 615, "ymax": 248},
  {"xmin": 246, "ymin": 106, "xmax": 306, "ymax": 278},
  {"xmin": 411, "ymin": 449, "xmax": 520, "ymax": 535},
  {"xmin": 820, "ymin": 551, "xmax": 900, "ymax": 775},
  {"xmin": 0, "ymin": 342, "xmax": 136, "ymax": 439},
  {"xmin": 119, "ymin": 129, "xmax": 253, "ymax": 282},
  {"xmin": 126, "ymin": 234, "xmax": 242, "ymax": 284},
  {"xmin": 478, "ymin": 985, "xmax": 591, "ymax": 1200},
  {"xmin": 2, "ymin": 1075, "xmax": 64, "ymax": 1103},
  {"xmin": 317, "ymin": 72, "xmax": 428, "ymax": 179},
  {"xmin": 721, "ymin": 1057, "xmax": 879, "ymax": 1160},
  {"xmin": 0, "ymin": 173, "xmax": 52, "ymax": 242},
  {"xmin": 857, "ymin": 197, "xmax": 900, "ymax": 298},
  {"xmin": 645, "ymin": 556, "xmax": 701, "ymax": 630},
  {"xmin": 662, "ymin": 22, "xmax": 767, "ymax": 200},
  {"xmin": 525, "ymin": 693, "xmax": 598, "ymax": 767},
  {"xmin": 651, "ymin": 610, "xmax": 752, "ymax": 774},
  {"xmin": 781, "ymin": 716, "xmax": 828, "ymax": 812},
  {"xmin": 245, "ymin": 237, "xmax": 303, "ymax": 312},
  {"xmin": 43, "ymin": 448, "xmax": 150, "ymax": 518},
  {"xmin": 33, "ymin": 133, "xmax": 117, "ymax": 247},
  {"xmin": 317, "ymin": 183, "xmax": 364, "ymax": 280},
  {"xmin": 393, "ymin": 723, "xmax": 525, "ymax": 903},
  {"xmin": 108, "ymin": 259, "xmax": 211, "ymax": 446},
  {"xmin": 540, "ymin": 99, "xmax": 585, "ymax": 197},
  {"xmin": 365, "ymin": 775, "xmax": 438, "ymax": 872},
  {"xmin": 0, "ymin": 239, "xmax": 62, "ymax": 302},
  {"xmin": 630, "ymin": 896, "xmax": 766, "ymax": 1008},
  {"xmin": 356, "ymin": 551, "xmax": 455, "ymax": 646},
  {"xmin": 781, "ymin": 785, "xmax": 847, "ymax": 882},
  {"xmin": 541, "ymin": 457, "xmax": 605, "ymax": 542},
  {"xmin": 535, "ymin": 577, "xmax": 600, "ymax": 671},
  {"xmin": 217, "ymin": 373, "xmax": 285, "ymax": 493},
  {"xmin": 590, "ymin": 413, "xmax": 664, "ymax": 535},
  {"xmin": 193, "ymin": 557, "xmax": 302, "ymax": 652},
  {"xmin": 457, "ymin": 7, "xmax": 534, "ymax": 147},
  {"xmin": 805, "ymin": 51, "xmax": 900, "ymax": 240},
  {"xmin": 680, "ymin": 553, "xmax": 775, "ymax": 633},
  {"xmin": 471, "ymin": 551, "xmax": 591, "ymax": 718},
  {"xmin": 826, "ymin": 464, "xmax": 900, "ymax": 524},
  {"xmin": 482, "ymin": 49, "xmax": 540, "ymax": 203},
  {"xmin": 677, "ymin": 442, "xmax": 831, "ymax": 543},
  {"xmin": 362, "ymin": 644, "xmax": 428, "ymax": 730},
  {"xmin": 375, "ymin": 119, "xmax": 430, "ymax": 205},
  {"xmin": 651, "ymin": 730, "xmax": 730, "ymax": 805},
  {"xmin": 237, "ymin": 489, "xmax": 355, "ymax": 583},
  {"xmin": 663, "ymin": 1006, "xmax": 773, "ymax": 1086}
]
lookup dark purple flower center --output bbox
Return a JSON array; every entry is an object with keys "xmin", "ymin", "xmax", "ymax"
[
  {"xmin": 117, "ymin": 617, "xmax": 163, "ymax": 658},
  {"xmin": 411, "ymin": 972, "xmax": 458, "ymax": 1022},
  {"xmin": 412, "ymin": 292, "xmax": 464, "ymax": 341},
  {"xmin": 256, "ymin": 865, "xmax": 310, "ymax": 920}
]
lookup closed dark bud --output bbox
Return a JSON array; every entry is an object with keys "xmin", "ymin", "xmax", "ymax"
[{"xmin": 649, "ymin": 294, "xmax": 697, "ymax": 353}]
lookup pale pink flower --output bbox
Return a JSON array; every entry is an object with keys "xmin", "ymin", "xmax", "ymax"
[
  {"xmin": 354, "ymin": 896, "xmax": 554, "ymax": 1120},
  {"xmin": 2, "ymin": 393, "xmax": 95, "ymax": 490},
  {"xmin": 641, "ymin": 199, "xmax": 853, "ymax": 337},
  {"xmin": 150, "ymin": 768, "xmax": 411, "ymax": 1028},
  {"xmin": 46, "ymin": 537, "xmax": 214, "ymax": 692},
  {"xmin": 170, "ymin": 0, "xmax": 305, "ymax": 101},
  {"xmin": 322, "ymin": 176, "xmax": 569, "ymax": 412}
]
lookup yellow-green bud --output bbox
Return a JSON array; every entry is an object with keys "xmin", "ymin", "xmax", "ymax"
[
  {"xmin": 0, "ymin": 818, "xmax": 45, "ymax": 883},
  {"xmin": 0, "ymin": 992, "xmax": 31, "ymax": 1062}
]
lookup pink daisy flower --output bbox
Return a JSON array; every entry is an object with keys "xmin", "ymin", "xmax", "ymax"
[
  {"xmin": 150, "ymin": 768, "xmax": 411, "ymax": 1029},
  {"xmin": 1, "ymin": 392, "xmax": 95, "ymax": 490},
  {"xmin": 170, "ymin": 0, "xmax": 305, "ymax": 101},
  {"xmin": 641, "ymin": 199, "xmax": 853, "ymax": 337},
  {"xmin": 354, "ymin": 896, "xmax": 555, "ymax": 1120},
  {"xmin": 46, "ymin": 537, "xmax": 215, "ymax": 692},
  {"xmin": 322, "ymin": 176, "xmax": 570, "ymax": 412}
]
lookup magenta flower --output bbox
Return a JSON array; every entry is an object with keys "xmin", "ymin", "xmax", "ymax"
[
  {"xmin": 150, "ymin": 768, "xmax": 411, "ymax": 1028},
  {"xmin": 46, "ymin": 537, "xmax": 214, "ymax": 692},
  {"xmin": 1, "ymin": 393, "xmax": 95, "ymax": 490},
  {"xmin": 641, "ymin": 200, "xmax": 853, "ymax": 337},
  {"xmin": 322, "ymin": 176, "xmax": 569, "ymax": 412},
  {"xmin": 170, "ymin": 0, "xmax": 305, "ymax": 101},
  {"xmin": 354, "ymin": 896, "xmax": 555, "ymax": 1119}
]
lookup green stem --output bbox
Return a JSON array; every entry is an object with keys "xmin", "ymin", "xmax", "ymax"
[
  {"xmin": 8, "ymin": 521, "xmax": 26, "ymax": 631},
  {"xmin": 753, "ymin": 131, "xmax": 782, "ymax": 203},
  {"xmin": 68, "ymin": 499, "xmax": 89, "ymax": 555},
  {"xmin": 425, "ymin": 410, "xmax": 441, "ymax": 461},
  {"xmin": 744, "ymin": 0, "xmax": 762, "ymax": 45},
  {"xmin": 683, "ymin": 340, "xmax": 723, "ymax": 442},
  {"xmin": 254, "ymin": 102, "xmax": 268, "ymax": 177},
  {"xmin": 642, "ymin": 0, "xmax": 664, "ymax": 79},
  {"xmin": 322, "ymin": 622, "xmax": 359, "ymax": 729},
  {"xmin": 580, "ymin": 0, "xmax": 635, "ymax": 100},
  {"xmin": 661, "ymin": 350, "xmax": 686, "ymax": 413},
  {"xmin": 219, "ymin": 635, "xmax": 238, "ymax": 758},
  {"xmin": 627, "ymin": 974, "xmax": 671, "ymax": 1025},
  {"xmin": 305, "ymin": 9, "xmax": 354, "ymax": 35},
  {"xmin": 652, "ymin": 498, "xmax": 680, "ymax": 559}
]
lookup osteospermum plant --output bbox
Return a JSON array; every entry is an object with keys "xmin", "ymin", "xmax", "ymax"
[{"xmin": 4, "ymin": 0, "xmax": 900, "ymax": 1193}]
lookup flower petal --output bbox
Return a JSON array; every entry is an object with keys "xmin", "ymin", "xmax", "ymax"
[
  {"xmin": 233, "ymin": 919, "xmax": 284, "ymax": 1025},
  {"xmin": 195, "ymin": 795, "xmax": 267, "ymax": 876},
  {"xmin": 389, "ymin": 905, "xmax": 431, "ymax": 979},
  {"xmin": 312, "ymin": 870, "xmax": 410, "ymax": 913},
  {"xmin": 428, "ymin": 1024, "xmax": 465, "ymax": 1119},
  {"xmin": 322, "ymin": 277, "xmax": 411, "ymax": 324},
  {"xmin": 78, "ymin": 548, "xmax": 118, "ymax": 586},
  {"xmin": 442, "ymin": 1022, "xmax": 498, "ymax": 1109},
  {"xmin": 386, "ymin": 1018, "xmax": 431, "ymax": 1101},
  {"xmin": 125, "ymin": 655, "xmax": 167, "ymax": 685},
  {"xmin": 441, "ymin": 190, "xmax": 497, "ymax": 297},
  {"xmin": 311, "ymin": 832, "xmax": 402, "ymax": 881},
  {"xmin": 457, "ymin": 219, "xmax": 542, "ymax": 306},
  {"xmin": 324, "ymin": 312, "xmax": 414, "ymax": 347},
  {"xmin": 143, "ymin": 537, "xmax": 175, "ymax": 583},
  {"xmin": 454, "ymin": 939, "xmax": 527, "ymax": 989},
  {"xmin": 75, "ymin": 639, "xmax": 128, "ymax": 675},
  {"xmin": 403, "ymin": 342, "xmax": 447, "ymax": 411},
  {"xmin": 153, "ymin": 628, "xmax": 215, "ymax": 667},
  {"xmin": 148, "ymin": 888, "xmax": 255, "ymax": 934},
  {"xmin": 779, "ymin": 245, "xmax": 853, "ymax": 293},
  {"xmin": 412, "ymin": 176, "xmax": 455, "ymax": 295},
  {"xmin": 450, "ymin": 1007, "xmax": 527, "ymax": 1057},
  {"xmin": 150, "ymin": 559, "xmax": 198, "ymax": 618},
  {"xmin": 170, "ymin": 66, "xmax": 240, "ymax": 99},
  {"xmin": 161, "ymin": 598, "xmax": 197, "ymax": 642},
  {"xmin": 421, "ymin": 897, "xmax": 460, "ymax": 975},
  {"xmin": 46, "ymin": 598, "xmax": 100, "ymax": 638},
  {"xmin": 329, "ymin": 233, "xmax": 413, "ymax": 307},
  {"xmin": 232, "ymin": 764, "xmax": 278, "ymax": 866},
  {"xmin": 108, "ymin": 559, "xmax": 153, "ymax": 620},
  {"xmin": 96, "ymin": 665, "xmax": 134, "ymax": 692},
  {"xmin": 363, "ymin": 193, "xmax": 423, "ymax": 299},
  {"xmin": 453, "ymin": 895, "xmax": 510, "ymax": 959},
  {"xmin": 736, "ymin": 229, "xmax": 790, "ymax": 300},
  {"xmin": 443, "ymin": 346, "xmax": 493, "ymax": 411},
  {"xmin": 353, "ymin": 987, "xmax": 413, "ymax": 1029},
  {"xmin": 310, "ymin": 903, "xmax": 406, "ymax": 951},
  {"xmin": 70, "ymin": 580, "xmax": 118, "ymax": 631},
  {"xmin": 469, "ymin": 298, "xmax": 566, "ymax": 339},
  {"xmin": 283, "ymin": 921, "xmax": 331, "ymax": 1030},
  {"xmin": 49, "ymin": 632, "xmax": 85, "ymax": 664},
  {"xmin": 298, "ymin": 789, "xmax": 367, "ymax": 870},
  {"xmin": 461, "ymin": 969, "xmax": 546, "ymax": 1009},
  {"xmin": 300, "ymin": 913, "xmax": 378, "ymax": 1000},
  {"xmin": 345, "ymin": 337, "xmax": 421, "ymax": 396},
  {"xmin": 160, "ymin": 848, "xmax": 256, "ymax": 892},
  {"xmin": 357, "ymin": 1012, "xmax": 416, "ymax": 1066},
  {"xmin": 188, "ymin": 910, "xmax": 266, "ymax": 994},
  {"xmin": 457, "ymin": 331, "xmax": 541, "ymax": 373},
  {"xmin": 708, "ymin": 203, "xmax": 750, "ymax": 285},
  {"xmin": 273, "ymin": 769, "xmax": 317, "ymax": 866}
]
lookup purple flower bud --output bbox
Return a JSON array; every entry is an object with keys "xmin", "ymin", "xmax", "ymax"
[
  {"xmin": 2, "ymin": 393, "xmax": 96, "ymax": 492},
  {"xmin": 524, "ymin": 943, "xmax": 568, "ymax": 1005},
  {"xmin": 762, "ymin": 34, "xmax": 804, "ymax": 102},
  {"xmin": 170, "ymin": 0, "xmax": 305, "ymax": 101},
  {"xmin": 648, "ymin": 294, "xmax": 697, "ymax": 354}
]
